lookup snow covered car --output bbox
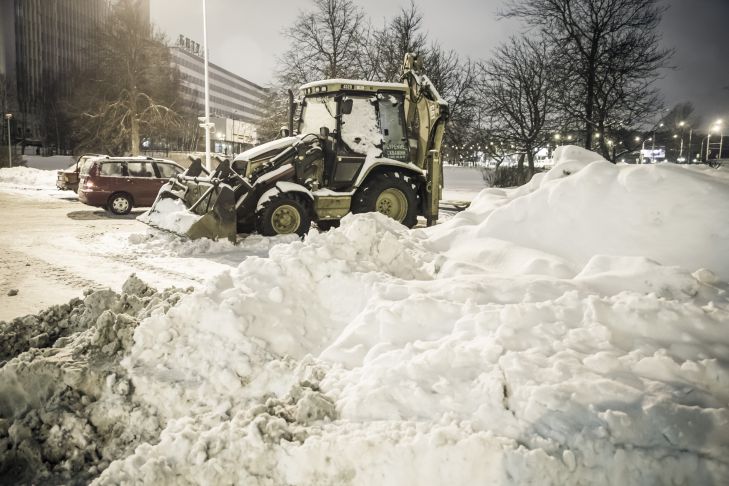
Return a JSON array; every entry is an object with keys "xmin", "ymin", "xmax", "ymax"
[
  {"xmin": 78, "ymin": 156, "xmax": 186, "ymax": 215},
  {"xmin": 56, "ymin": 154, "xmax": 106, "ymax": 191}
]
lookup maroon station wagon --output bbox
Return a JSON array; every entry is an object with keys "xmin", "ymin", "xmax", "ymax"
[{"xmin": 78, "ymin": 157, "xmax": 186, "ymax": 214}]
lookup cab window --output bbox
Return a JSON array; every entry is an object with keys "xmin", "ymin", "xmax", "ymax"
[
  {"xmin": 299, "ymin": 95, "xmax": 337, "ymax": 136},
  {"xmin": 340, "ymin": 96, "xmax": 381, "ymax": 155},
  {"xmin": 378, "ymin": 94, "xmax": 408, "ymax": 161}
]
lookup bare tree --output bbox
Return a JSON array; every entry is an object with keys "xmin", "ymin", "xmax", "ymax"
[
  {"xmin": 69, "ymin": 0, "xmax": 179, "ymax": 155},
  {"xmin": 503, "ymin": 0, "xmax": 672, "ymax": 156},
  {"xmin": 255, "ymin": 86, "xmax": 291, "ymax": 143},
  {"xmin": 279, "ymin": 0, "xmax": 367, "ymax": 86},
  {"xmin": 477, "ymin": 37, "xmax": 560, "ymax": 176},
  {"xmin": 356, "ymin": 1, "xmax": 429, "ymax": 82}
]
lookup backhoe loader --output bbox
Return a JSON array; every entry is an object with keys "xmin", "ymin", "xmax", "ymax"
[{"xmin": 139, "ymin": 53, "xmax": 448, "ymax": 240}]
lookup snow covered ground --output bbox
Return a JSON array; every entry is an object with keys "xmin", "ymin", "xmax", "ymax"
[{"xmin": 1, "ymin": 147, "xmax": 728, "ymax": 485}]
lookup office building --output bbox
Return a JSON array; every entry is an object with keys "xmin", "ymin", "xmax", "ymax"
[
  {"xmin": 0, "ymin": 0, "xmax": 115, "ymax": 149},
  {"xmin": 171, "ymin": 35, "xmax": 268, "ymax": 153}
]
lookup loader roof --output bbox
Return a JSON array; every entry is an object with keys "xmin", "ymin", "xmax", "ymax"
[{"xmin": 300, "ymin": 78, "xmax": 407, "ymax": 96}]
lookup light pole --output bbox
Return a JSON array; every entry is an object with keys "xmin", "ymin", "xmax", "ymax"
[
  {"xmin": 677, "ymin": 121, "xmax": 685, "ymax": 160},
  {"xmin": 718, "ymin": 120, "xmax": 724, "ymax": 159},
  {"xmin": 201, "ymin": 0, "xmax": 213, "ymax": 171},
  {"xmin": 651, "ymin": 122, "xmax": 664, "ymax": 162},
  {"xmin": 641, "ymin": 138, "xmax": 651, "ymax": 163},
  {"xmin": 706, "ymin": 119, "xmax": 723, "ymax": 161},
  {"xmin": 4, "ymin": 113, "xmax": 11, "ymax": 168}
]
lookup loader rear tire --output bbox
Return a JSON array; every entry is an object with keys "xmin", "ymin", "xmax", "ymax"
[
  {"xmin": 352, "ymin": 172, "xmax": 418, "ymax": 228},
  {"xmin": 257, "ymin": 193, "xmax": 311, "ymax": 237}
]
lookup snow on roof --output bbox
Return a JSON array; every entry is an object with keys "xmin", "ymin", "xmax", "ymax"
[{"xmin": 300, "ymin": 78, "xmax": 407, "ymax": 92}]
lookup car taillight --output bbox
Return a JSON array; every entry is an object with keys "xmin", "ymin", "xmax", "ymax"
[{"xmin": 83, "ymin": 178, "xmax": 95, "ymax": 188}]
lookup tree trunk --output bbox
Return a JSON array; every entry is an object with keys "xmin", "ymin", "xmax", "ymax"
[
  {"xmin": 584, "ymin": 43, "xmax": 599, "ymax": 151},
  {"xmin": 131, "ymin": 116, "xmax": 140, "ymax": 156},
  {"xmin": 526, "ymin": 148, "xmax": 535, "ymax": 178}
]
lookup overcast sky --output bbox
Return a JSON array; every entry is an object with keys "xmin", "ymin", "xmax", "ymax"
[{"xmin": 151, "ymin": 0, "xmax": 729, "ymax": 126}]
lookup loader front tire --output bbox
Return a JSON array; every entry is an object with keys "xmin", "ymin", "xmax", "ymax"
[
  {"xmin": 257, "ymin": 194, "xmax": 311, "ymax": 237},
  {"xmin": 352, "ymin": 172, "xmax": 418, "ymax": 228}
]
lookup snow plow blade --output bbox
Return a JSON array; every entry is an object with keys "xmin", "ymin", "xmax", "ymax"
[{"xmin": 140, "ymin": 178, "xmax": 238, "ymax": 241}]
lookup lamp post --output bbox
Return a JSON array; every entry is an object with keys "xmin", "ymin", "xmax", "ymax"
[
  {"xmin": 641, "ymin": 138, "xmax": 652, "ymax": 163},
  {"xmin": 706, "ymin": 120, "xmax": 723, "ymax": 161},
  {"xmin": 651, "ymin": 122, "xmax": 664, "ymax": 162},
  {"xmin": 677, "ymin": 121, "xmax": 686, "ymax": 160},
  {"xmin": 718, "ymin": 119, "xmax": 724, "ymax": 159},
  {"xmin": 200, "ymin": 0, "xmax": 213, "ymax": 171},
  {"xmin": 4, "ymin": 113, "xmax": 11, "ymax": 168}
]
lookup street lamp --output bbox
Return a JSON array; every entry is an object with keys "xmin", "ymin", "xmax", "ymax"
[
  {"xmin": 651, "ymin": 122, "xmax": 664, "ymax": 161},
  {"xmin": 706, "ymin": 119, "xmax": 724, "ymax": 161},
  {"xmin": 641, "ymin": 138, "xmax": 652, "ymax": 163},
  {"xmin": 4, "ymin": 113, "xmax": 11, "ymax": 168},
  {"xmin": 201, "ymin": 0, "xmax": 212, "ymax": 171}
]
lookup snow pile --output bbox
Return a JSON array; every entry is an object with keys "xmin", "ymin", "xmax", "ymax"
[
  {"xmin": 4, "ymin": 146, "xmax": 729, "ymax": 484},
  {"xmin": 0, "ymin": 276, "xmax": 188, "ymax": 484},
  {"xmin": 0, "ymin": 166, "xmax": 57, "ymax": 190},
  {"xmin": 432, "ymin": 145, "xmax": 729, "ymax": 281}
]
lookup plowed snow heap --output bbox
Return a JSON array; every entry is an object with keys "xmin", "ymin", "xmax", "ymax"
[{"xmin": 2, "ymin": 147, "xmax": 728, "ymax": 486}]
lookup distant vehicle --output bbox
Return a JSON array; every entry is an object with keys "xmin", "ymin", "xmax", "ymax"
[
  {"xmin": 78, "ymin": 156, "xmax": 188, "ymax": 215},
  {"xmin": 56, "ymin": 154, "xmax": 106, "ymax": 192}
]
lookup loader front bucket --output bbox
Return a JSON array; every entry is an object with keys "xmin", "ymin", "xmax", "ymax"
[{"xmin": 139, "ymin": 178, "xmax": 238, "ymax": 241}]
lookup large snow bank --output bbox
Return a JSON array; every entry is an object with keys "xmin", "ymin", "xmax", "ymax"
[
  {"xmin": 0, "ymin": 166, "xmax": 57, "ymax": 190},
  {"xmin": 432, "ymin": 145, "xmax": 729, "ymax": 281},
  {"xmin": 2, "ymin": 146, "xmax": 729, "ymax": 485}
]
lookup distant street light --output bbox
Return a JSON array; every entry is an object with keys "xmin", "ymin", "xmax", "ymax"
[
  {"xmin": 4, "ymin": 113, "xmax": 11, "ymax": 168},
  {"xmin": 651, "ymin": 122, "xmax": 664, "ymax": 161},
  {"xmin": 706, "ymin": 119, "xmax": 724, "ymax": 161},
  {"xmin": 641, "ymin": 137, "xmax": 652, "ymax": 163}
]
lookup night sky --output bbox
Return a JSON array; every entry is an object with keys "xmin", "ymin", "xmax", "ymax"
[{"xmin": 151, "ymin": 0, "xmax": 729, "ymax": 126}]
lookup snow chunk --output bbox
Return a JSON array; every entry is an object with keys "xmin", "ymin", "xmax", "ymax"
[{"xmin": 137, "ymin": 198, "xmax": 202, "ymax": 235}]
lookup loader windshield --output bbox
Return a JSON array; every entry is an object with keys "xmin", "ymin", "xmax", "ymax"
[
  {"xmin": 299, "ymin": 95, "xmax": 337, "ymax": 136},
  {"xmin": 377, "ymin": 93, "xmax": 408, "ymax": 161}
]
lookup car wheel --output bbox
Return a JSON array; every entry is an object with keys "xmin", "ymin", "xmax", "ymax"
[
  {"xmin": 257, "ymin": 193, "xmax": 311, "ymax": 237},
  {"xmin": 352, "ymin": 172, "xmax": 418, "ymax": 228},
  {"xmin": 108, "ymin": 193, "xmax": 133, "ymax": 215}
]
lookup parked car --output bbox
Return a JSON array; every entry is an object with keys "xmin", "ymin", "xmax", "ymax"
[
  {"xmin": 56, "ymin": 154, "xmax": 106, "ymax": 191},
  {"xmin": 78, "ymin": 156, "xmax": 187, "ymax": 214}
]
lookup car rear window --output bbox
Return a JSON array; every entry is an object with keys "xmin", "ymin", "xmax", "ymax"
[
  {"xmin": 155, "ymin": 162, "xmax": 181, "ymax": 178},
  {"xmin": 100, "ymin": 162, "xmax": 124, "ymax": 176},
  {"xmin": 80, "ymin": 158, "xmax": 98, "ymax": 174},
  {"xmin": 127, "ymin": 162, "xmax": 154, "ymax": 178}
]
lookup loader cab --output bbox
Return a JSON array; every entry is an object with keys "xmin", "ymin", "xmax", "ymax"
[{"xmin": 297, "ymin": 80, "xmax": 410, "ymax": 190}]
